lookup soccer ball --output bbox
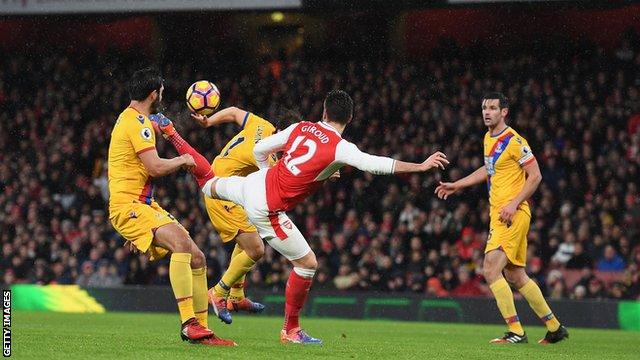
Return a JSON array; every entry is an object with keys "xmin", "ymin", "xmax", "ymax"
[{"xmin": 185, "ymin": 80, "xmax": 220, "ymax": 116}]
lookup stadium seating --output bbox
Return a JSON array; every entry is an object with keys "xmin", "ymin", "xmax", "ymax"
[{"xmin": 0, "ymin": 37, "xmax": 638, "ymax": 300}]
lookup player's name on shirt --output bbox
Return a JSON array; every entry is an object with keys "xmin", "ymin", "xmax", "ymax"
[{"xmin": 300, "ymin": 123, "xmax": 331, "ymax": 144}]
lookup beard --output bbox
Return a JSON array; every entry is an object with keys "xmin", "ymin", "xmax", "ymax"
[
  {"xmin": 150, "ymin": 96, "xmax": 164, "ymax": 114},
  {"xmin": 484, "ymin": 116, "xmax": 500, "ymax": 127}
]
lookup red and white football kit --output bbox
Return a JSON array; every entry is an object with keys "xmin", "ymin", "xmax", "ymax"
[{"xmin": 209, "ymin": 121, "xmax": 396, "ymax": 260}]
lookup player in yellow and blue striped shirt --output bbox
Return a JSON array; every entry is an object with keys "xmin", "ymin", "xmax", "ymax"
[{"xmin": 436, "ymin": 92, "xmax": 568, "ymax": 345}]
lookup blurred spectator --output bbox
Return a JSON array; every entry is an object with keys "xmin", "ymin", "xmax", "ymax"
[
  {"xmin": 455, "ymin": 227, "xmax": 481, "ymax": 261},
  {"xmin": 566, "ymin": 243, "xmax": 593, "ymax": 270},
  {"xmin": 586, "ymin": 278, "xmax": 606, "ymax": 299},
  {"xmin": 334, "ymin": 265, "xmax": 359, "ymax": 290},
  {"xmin": 151, "ymin": 264, "xmax": 170, "ymax": 286},
  {"xmin": 571, "ymin": 285, "xmax": 586, "ymax": 300},
  {"xmin": 551, "ymin": 234, "xmax": 575, "ymax": 265},
  {"xmin": 597, "ymin": 245, "xmax": 626, "ymax": 272},
  {"xmin": 124, "ymin": 257, "xmax": 147, "ymax": 285},
  {"xmin": 76, "ymin": 261, "xmax": 94, "ymax": 287},
  {"xmin": 451, "ymin": 268, "xmax": 486, "ymax": 297},
  {"xmin": 51, "ymin": 261, "xmax": 74, "ymax": 284},
  {"xmin": 87, "ymin": 260, "xmax": 122, "ymax": 287},
  {"xmin": 426, "ymin": 277, "xmax": 448, "ymax": 297}
]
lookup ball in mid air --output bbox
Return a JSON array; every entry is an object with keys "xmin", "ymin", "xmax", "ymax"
[{"xmin": 186, "ymin": 80, "xmax": 220, "ymax": 116}]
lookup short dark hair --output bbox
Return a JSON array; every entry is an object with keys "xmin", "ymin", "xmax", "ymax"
[
  {"xmin": 274, "ymin": 107, "xmax": 301, "ymax": 131},
  {"xmin": 482, "ymin": 92, "xmax": 509, "ymax": 109},
  {"xmin": 128, "ymin": 67, "xmax": 163, "ymax": 101},
  {"xmin": 324, "ymin": 90, "xmax": 354, "ymax": 124}
]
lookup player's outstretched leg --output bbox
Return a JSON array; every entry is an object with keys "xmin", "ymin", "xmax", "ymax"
[
  {"xmin": 280, "ymin": 252, "xmax": 322, "ymax": 345},
  {"xmin": 150, "ymin": 113, "xmax": 214, "ymax": 187},
  {"xmin": 484, "ymin": 250, "xmax": 527, "ymax": 344},
  {"xmin": 505, "ymin": 266, "xmax": 569, "ymax": 345}
]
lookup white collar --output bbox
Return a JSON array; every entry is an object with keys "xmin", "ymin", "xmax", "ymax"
[{"xmin": 319, "ymin": 121, "xmax": 342, "ymax": 137}]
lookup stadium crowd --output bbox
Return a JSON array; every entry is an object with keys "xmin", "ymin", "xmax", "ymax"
[{"xmin": 1, "ymin": 38, "xmax": 639, "ymax": 300}]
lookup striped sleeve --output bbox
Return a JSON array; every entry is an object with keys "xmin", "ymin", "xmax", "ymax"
[{"xmin": 510, "ymin": 136, "xmax": 535, "ymax": 167}]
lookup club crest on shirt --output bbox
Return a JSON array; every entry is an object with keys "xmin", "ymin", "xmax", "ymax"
[
  {"xmin": 140, "ymin": 127, "xmax": 153, "ymax": 141},
  {"xmin": 494, "ymin": 140, "xmax": 508, "ymax": 154},
  {"xmin": 282, "ymin": 220, "xmax": 293, "ymax": 230},
  {"xmin": 137, "ymin": 114, "xmax": 145, "ymax": 124}
]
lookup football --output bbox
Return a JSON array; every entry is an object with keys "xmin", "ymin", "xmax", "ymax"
[{"xmin": 185, "ymin": 80, "xmax": 220, "ymax": 116}]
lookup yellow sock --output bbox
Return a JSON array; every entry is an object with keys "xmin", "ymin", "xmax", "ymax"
[
  {"xmin": 213, "ymin": 249, "xmax": 255, "ymax": 298},
  {"xmin": 489, "ymin": 278, "xmax": 524, "ymax": 335},
  {"xmin": 192, "ymin": 267, "xmax": 208, "ymax": 328},
  {"xmin": 229, "ymin": 276, "xmax": 246, "ymax": 301},
  {"xmin": 519, "ymin": 279, "xmax": 561, "ymax": 332},
  {"xmin": 228, "ymin": 245, "xmax": 247, "ymax": 300},
  {"xmin": 177, "ymin": 298, "xmax": 194, "ymax": 324},
  {"xmin": 170, "ymin": 253, "xmax": 194, "ymax": 323},
  {"xmin": 230, "ymin": 243, "xmax": 244, "ymax": 259},
  {"xmin": 211, "ymin": 244, "xmax": 242, "ymax": 297}
]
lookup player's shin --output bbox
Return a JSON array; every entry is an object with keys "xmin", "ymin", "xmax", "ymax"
[
  {"xmin": 170, "ymin": 253, "xmax": 196, "ymax": 323},
  {"xmin": 489, "ymin": 278, "xmax": 524, "ymax": 336},
  {"xmin": 229, "ymin": 244, "xmax": 247, "ymax": 300},
  {"xmin": 214, "ymin": 251, "xmax": 255, "ymax": 298},
  {"xmin": 192, "ymin": 266, "xmax": 209, "ymax": 328},
  {"xmin": 518, "ymin": 279, "xmax": 561, "ymax": 332},
  {"xmin": 283, "ymin": 267, "xmax": 315, "ymax": 333}
]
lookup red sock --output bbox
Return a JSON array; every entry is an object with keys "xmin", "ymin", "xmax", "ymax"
[
  {"xmin": 283, "ymin": 271, "xmax": 312, "ymax": 332},
  {"xmin": 166, "ymin": 132, "xmax": 214, "ymax": 187}
]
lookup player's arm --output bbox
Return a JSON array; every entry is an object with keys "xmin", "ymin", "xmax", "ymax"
[
  {"xmin": 253, "ymin": 123, "xmax": 298, "ymax": 169},
  {"xmin": 498, "ymin": 137, "xmax": 540, "ymax": 223},
  {"xmin": 499, "ymin": 159, "xmax": 542, "ymax": 224},
  {"xmin": 128, "ymin": 116, "xmax": 195, "ymax": 177},
  {"xmin": 335, "ymin": 140, "xmax": 448, "ymax": 175},
  {"xmin": 435, "ymin": 166, "xmax": 487, "ymax": 200},
  {"xmin": 192, "ymin": 107, "xmax": 247, "ymax": 128},
  {"xmin": 393, "ymin": 153, "xmax": 449, "ymax": 174},
  {"xmin": 138, "ymin": 149, "xmax": 195, "ymax": 177}
]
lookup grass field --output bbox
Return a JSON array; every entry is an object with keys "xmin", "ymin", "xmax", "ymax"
[{"xmin": 13, "ymin": 311, "xmax": 639, "ymax": 359}]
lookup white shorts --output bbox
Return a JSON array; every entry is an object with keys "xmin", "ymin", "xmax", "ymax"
[{"xmin": 213, "ymin": 169, "xmax": 311, "ymax": 261}]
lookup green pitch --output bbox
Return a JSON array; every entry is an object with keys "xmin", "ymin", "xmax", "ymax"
[{"xmin": 13, "ymin": 311, "xmax": 639, "ymax": 359}]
